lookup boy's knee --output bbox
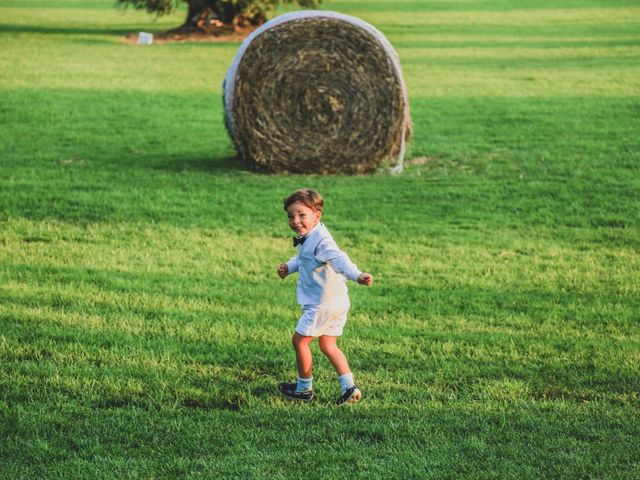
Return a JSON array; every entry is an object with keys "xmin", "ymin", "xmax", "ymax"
[
  {"xmin": 292, "ymin": 333, "xmax": 312, "ymax": 350},
  {"xmin": 319, "ymin": 342, "xmax": 337, "ymax": 356}
]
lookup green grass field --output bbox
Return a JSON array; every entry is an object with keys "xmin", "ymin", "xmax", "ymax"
[{"xmin": 1, "ymin": 0, "xmax": 639, "ymax": 478}]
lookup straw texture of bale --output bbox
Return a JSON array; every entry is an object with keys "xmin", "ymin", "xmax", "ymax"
[{"xmin": 223, "ymin": 11, "xmax": 411, "ymax": 174}]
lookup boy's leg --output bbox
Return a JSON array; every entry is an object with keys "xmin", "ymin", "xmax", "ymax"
[
  {"xmin": 318, "ymin": 335, "xmax": 350, "ymax": 375},
  {"xmin": 319, "ymin": 335, "xmax": 362, "ymax": 405},
  {"xmin": 293, "ymin": 332, "xmax": 314, "ymax": 379},
  {"xmin": 279, "ymin": 332, "xmax": 315, "ymax": 401}
]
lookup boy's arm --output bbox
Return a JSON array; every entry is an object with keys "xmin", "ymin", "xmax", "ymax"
[
  {"xmin": 285, "ymin": 255, "xmax": 299, "ymax": 274},
  {"xmin": 315, "ymin": 240, "xmax": 362, "ymax": 282}
]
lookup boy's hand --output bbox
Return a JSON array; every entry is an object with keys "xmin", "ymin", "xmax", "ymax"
[
  {"xmin": 357, "ymin": 272, "xmax": 373, "ymax": 287},
  {"xmin": 277, "ymin": 263, "xmax": 289, "ymax": 279}
]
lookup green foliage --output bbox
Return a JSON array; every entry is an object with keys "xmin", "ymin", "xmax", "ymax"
[
  {"xmin": 1, "ymin": 0, "xmax": 639, "ymax": 478},
  {"xmin": 238, "ymin": 0, "xmax": 321, "ymax": 24},
  {"xmin": 116, "ymin": 0, "xmax": 321, "ymax": 24},
  {"xmin": 117, "ymin": 0, "xmax": 176, "ymax": 16}
]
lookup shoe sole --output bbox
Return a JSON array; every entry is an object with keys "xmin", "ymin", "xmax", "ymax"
[
  {"xmin": 278, "ymin": 389, "xmax": 314, "ymax": 402},
  {"xmin": 339, "ymin": 389, "xmax": 362, "ymax": 406},
  {"xmin": 280, "ymin": 394, "xmax": 314, "ymax": 402}
]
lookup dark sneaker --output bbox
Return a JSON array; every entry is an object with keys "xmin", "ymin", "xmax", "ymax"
[
  {"xmin": 278, "ymin": 382, "xmax": 314, "ymax": 402},
  {"xmin": 337, "ymin": 386, "xmax": 362, "ymax": 405}
]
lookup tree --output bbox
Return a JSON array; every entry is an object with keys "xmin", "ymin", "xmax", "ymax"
[{"xmin": 118, "ymin": 0, "xmax": 322, "ymax": 34}]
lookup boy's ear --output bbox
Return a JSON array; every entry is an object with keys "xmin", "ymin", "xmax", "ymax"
[{"xmin": 314, "ymin": 209, "xmax": 322, "ymax": 222}]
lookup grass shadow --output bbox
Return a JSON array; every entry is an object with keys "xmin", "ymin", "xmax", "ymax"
[
  {"xmin": 0, "ymin": 24, "xmax": 135, "ymax": 36},
  {"xmin": 150, "ymin": 155, "xmax": 244, "ymax": 174}
]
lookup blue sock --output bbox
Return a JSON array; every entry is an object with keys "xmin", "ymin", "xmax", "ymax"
[
  {"xmin": 296, "ymin": 376, "xmax": 313, "ymax": 393},
  {"xmin": 338, "ymin": 372, "xmax": 355, "ymax": 393}
]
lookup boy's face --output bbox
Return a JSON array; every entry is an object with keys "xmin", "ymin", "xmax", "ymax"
[{"xmin": 287, "ymin": 201, "xmax": 321, "ymax": 237}]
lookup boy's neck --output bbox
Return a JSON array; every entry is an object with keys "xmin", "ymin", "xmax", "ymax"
[{"xmin": 305, "ymin": 222, "xmax": 322, "ymax": 237}]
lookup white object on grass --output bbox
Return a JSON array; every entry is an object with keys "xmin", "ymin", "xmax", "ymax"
[{"xmin": 137, "ymin": 32, "xmax": 154, "ymax": 45}]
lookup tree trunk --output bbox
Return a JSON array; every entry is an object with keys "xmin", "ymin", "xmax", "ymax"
[
  {"xmin": 165, "ymin": 0, "xmax": 263, "ymax": 37},
  {"xmin": 179, "ymin": 1, "xmax": 213, "ymax": 31}
]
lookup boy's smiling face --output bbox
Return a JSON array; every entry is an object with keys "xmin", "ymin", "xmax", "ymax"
[{"xmin": 287, "ymin": 201, "xmax": 321, "ymax": 237}]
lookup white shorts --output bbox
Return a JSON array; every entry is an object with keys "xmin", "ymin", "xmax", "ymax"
[{"xmin": 295, "ymin": 297, "xmax": 351, "ymax": 337}]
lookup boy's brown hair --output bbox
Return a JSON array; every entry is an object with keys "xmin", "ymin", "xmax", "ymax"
[{"xmin": 284, "ymin": 188, "xmax": 324, "ymax": 213}]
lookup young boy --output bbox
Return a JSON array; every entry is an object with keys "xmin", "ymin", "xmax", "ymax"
[{"xmin": 277, "ymin": 188, "xmax": 373, "ymax": 405}]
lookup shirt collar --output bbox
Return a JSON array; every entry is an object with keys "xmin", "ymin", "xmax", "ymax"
[{"xmin": 304, "ymin": 222, "xmax": 324, "ymax": 243}]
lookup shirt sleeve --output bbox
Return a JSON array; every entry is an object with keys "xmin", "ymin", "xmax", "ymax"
[
  {"xmin": 286, "ymin": 255, "xmax": 299, "ymax": 274},
  {"xmin": 315, "ymin": 239, "xmax": 362, "ymax": 282}
]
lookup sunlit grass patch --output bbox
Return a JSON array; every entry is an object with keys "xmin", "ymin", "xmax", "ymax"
[{"xmin": 1, "ymin": 0, "xmax": 639, "ymax": 477}]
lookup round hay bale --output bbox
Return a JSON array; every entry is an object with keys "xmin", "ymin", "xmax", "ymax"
[{"xmin": 223, "ymin": 11, "xmax": 411, "ymax": 174}]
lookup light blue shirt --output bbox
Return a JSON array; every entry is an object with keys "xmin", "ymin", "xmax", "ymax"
[{"xmin": 286, "ymin": 223, "xmax": 362, "ymax": 305}]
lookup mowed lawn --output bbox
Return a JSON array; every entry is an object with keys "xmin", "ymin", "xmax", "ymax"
[{"xmin": 1, "ymin": 0, "xmax": 639, "ymax": 478}]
